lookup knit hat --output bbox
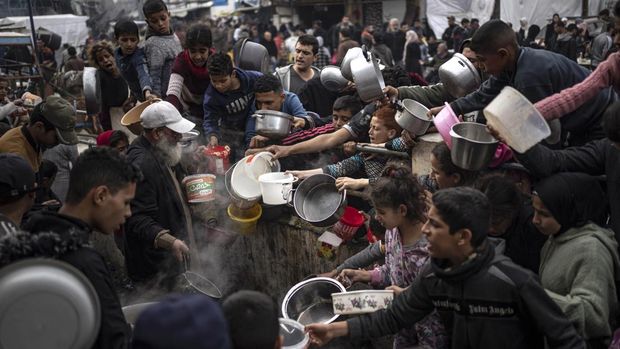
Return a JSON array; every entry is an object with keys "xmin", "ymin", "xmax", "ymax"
[
  {"xmin": 41, "ymin": 95, "xmax": 77, "ymax": 145},
  {"xmin": 132, "ymin": 294, "xmax": 231, "ymax": 349},
  {"xmin": 0, "ymin": 154, "xmax": 36, "ymax": 198}
]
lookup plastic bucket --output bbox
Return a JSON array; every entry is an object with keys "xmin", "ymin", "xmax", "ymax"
[
  {"xmin": 182, "ymin": 174, "xmax": 216, "ymax": 203},
  {"xmin": 279, "ymin": 318, "xmax": 310, "ymax": 349},
  {"xmin": 332, "ymin": 206, "xmax": 365, "ymax": 241},
  {"xmin": 483, "ymin": 86, "xmax": 551, "ymax": 153},
  {"xmin": 258, "ymin": 172, "xmax": 297, "ymax": 205},
  {"xmin": 434, "ymin": 102, "xmax": 459, "ymax": 148},
  {"xmin": 227, "ymin": 203, "xmax": 262, "ymax": 235}
]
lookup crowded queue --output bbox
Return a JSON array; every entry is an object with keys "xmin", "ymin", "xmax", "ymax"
[{"xmin": 0, "ymin": 0, "xmax": 620, "ymax": 348}]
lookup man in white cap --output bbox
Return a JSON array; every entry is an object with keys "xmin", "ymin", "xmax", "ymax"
[{"xmin": 124, "ymin": 100, "xmax": 196, "ymax": 291}]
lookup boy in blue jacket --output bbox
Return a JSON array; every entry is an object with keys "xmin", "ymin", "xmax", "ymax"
[
  {"xmin": 114, "ymin": 19, "xmax": 154, "ymax": 102},
  {"xmin": 203, "ymin": 52, "xmax": 262, "ymax": 159}
]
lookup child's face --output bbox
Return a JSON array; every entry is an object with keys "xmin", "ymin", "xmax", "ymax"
[
  {"xmin": 117, "ymin": 34, "xmax": 139, "ymax": 55},
  {"xmin": 422, "ymin": 204, "xmax": 462, "ymax": 260},
  {"xmin": 210, "ymin": 73, "xmax": 234, "ymax": 94},
  {"xmin": 373, "ymin": 205, "xmax": 404, "ymax": 230},
  {"xmin": 96, "ymin": 50, "xmax": 117, "ymax": 74},
  {"xmin": 368, "ymin": 117, "xmax": 396, "ymax": 144},
  {"xmin": 188, "ymin": 45, "xmax": 210, "ymax": 67},
  {"xmin": 146, "ymin": 10, "xmax": 171, "ymax": 35},
  {"xmin": 0, "ymin": 81, "xmax": 9, "ymax": 100},
  {"xmin": 475, "ymin": 49, "xmax": 509, "ymax": 77}
]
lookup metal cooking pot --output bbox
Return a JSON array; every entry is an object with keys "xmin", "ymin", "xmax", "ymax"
[
  {"xmin": 351, "ymin": 50, "xmax": 385, "ymax": 103},
  {"xmin": 281, "ymin": 277, "xmax": 346, "ymax": 325},
  {"xmin": 291, "ymin": 174, "xmax": 347, "ymax": 227},
  {"xmin": 235, "ymin": 39, "xmax": 271, "ymax": 73},
  {"xmin": 450, "ymin": 122, "xmax": 499, "ymax": 171},
  {"xmin": 253, "ymin": 110, "xmax": 294, "ymax": 139},
  {"xmin": 395, "ymin": 99, "xmax": 432, "ymax": 136},
  {"xmin": 0, "ymin": 259, "xmax": 101, "ymax": 349},
  {"xmin": 82, "ymin": 67, "xmax": 100, "ymax": 115},
  {"xmin": 340, "ymin": 47, "xmax": 363, "ymax": 81},
  {"xmin": 320, "ymin": 65, "xmax": 349, "ymax": 92},
  {"xmin": 439, "ymin": 53, "xmax": 481, "ymax": 98}
]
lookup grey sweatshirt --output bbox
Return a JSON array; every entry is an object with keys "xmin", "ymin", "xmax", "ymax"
[{"xmin": 144, "ymin": 31, "xmax": 182, "ymax": 97}]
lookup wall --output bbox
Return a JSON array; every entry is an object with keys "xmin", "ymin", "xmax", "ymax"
[{"xmin": 382, "ymin": 0, "xmax": 407, "ymax": 23}]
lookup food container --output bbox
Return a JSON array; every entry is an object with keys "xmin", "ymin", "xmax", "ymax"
[
  {"xmin": 253, "ymin": 110, "xmax": 294, "ymax": 139},
  {"xmin": 395, "ymin": 99, "xmax": 432, "ymax": 136},
  {"xmin": 203, "ymin": 145, "xmax": 231, "ymax": 175},
  {"xmin": 231, "ymin": 152, "xmax": 280, "ymax": 201},
  {"xmin": 320, "ymin": 65, "xmax": 349, "ymax": 92},
  {"xmin": 438, "ymin": 53, "xmax": 481, "ymax": 98},
  {"xmin": 331, "ymin": 290, "xmax": 394, "ymax": 315},
  {"xmin": 450, "ymin": 122, "xmax": 499, "ymax": 171},
  {"xmin": 227, "ymin": 203, "xmax": 262, "ymax": 235},
  {"xmin": 483, "ymin": 86, "xmax": 551, "ymax": 153},
  {"xmin": 225, "ymin": 162, "xmax": 259, "ymax": 209},
  {"xmin": 235, "ymin": 39, "xmax": 271, "ymax": 73},
  {"xmin": 317, "ymin": 231, "xmax": 343, "ymax": 261},
  {"xmin": 281, "ymin": 277, "xmax": 346, "ymax": 325},
  {"xmin": 291, "ymin": 174, "xmax": 347, "ymax": 227},
  {"xmin": 182, "ymin": 174, "xmax": 216, "ymax": 203},
  {"xmin": 332, "ymin": 206, "xmax": 365, "ymax": 241},
  {"xmin": 351, "ymin": 51, "xmax": 386, "ymax": 103},
  {"xmin": 279, "ymin": 318, "xmax": 310, "ymax": 349},
  {"xmin": 340, "ymin": 47, "xmax": 363, "ymax": 81},
  {"xmin": 258, "ymin": 172, "xmax": 297, "ymax": 205},
  {"xmin": 433, "ymin": 102, "xmax": 459, "ymax": 148}
]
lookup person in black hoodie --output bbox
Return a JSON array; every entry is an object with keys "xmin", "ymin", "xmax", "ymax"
[
  {"xmin": 4, "ymin": 147, "xmax": 143, "ymax": 349},
  {"xmin": 306, "ymin": 187, "xmax": 585, "ymax": 349}
]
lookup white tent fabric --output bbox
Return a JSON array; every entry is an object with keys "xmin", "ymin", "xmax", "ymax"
[
  {"xmin": 425, "ymin": 0, "xmax": 495, "ymax": 41},
  {"xmin": 500, "ymin": 0, "xmax": 582, "ymax": 31},
  {"xmin": 5, "ymin": 15, "xmax": 89, "ymax": 49}
]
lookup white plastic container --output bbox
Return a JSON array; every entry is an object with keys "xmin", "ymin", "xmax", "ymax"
[
  {"xmin": 231, "ymin": 152, "xmax": 280, "ymax": 201},
  {"xmin": 258, "ymin": 172, "xmax": 297, "ymax": 205},
  {"xmin": 483, "ymin": 86, "xmax": 551, "ymax": 153},
  {"xmin": 279, "ymin": 318, "xmax": 310, "ymax": 349},
  {"xmin": 331, "ymin": 289, "xmax": 394, "ymax": 315}
]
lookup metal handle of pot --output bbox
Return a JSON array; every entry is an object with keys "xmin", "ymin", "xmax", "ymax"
[
  {"xmin": 285, "ymin": 188, "xmax": 296, "ymax": 207},
  {"xmin": 361, "ymin": 45, "xmax": 370, "ymax": 61},
  {"xmin": 252, "ymin": 113, "xmax": 265, "ymax": 119},
  {"xmin": 354, "ymin": 144, "xmax": 411, "ymax": 158},
  {"xmin": 392, "ymin": 99, "xmax": 404, "ymax": 112}
]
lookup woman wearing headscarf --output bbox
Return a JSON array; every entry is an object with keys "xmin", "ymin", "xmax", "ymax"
[
  {"xmin": 403, "ymin": 30, "xmax": 423, "ymax": 77},
  {"xmin": 533, "ymin": 172, "xmax": 619, "ymax": 348},
  {"xmin": 523, "ymin": 25, "xmax": 542, "ymax": 49}
]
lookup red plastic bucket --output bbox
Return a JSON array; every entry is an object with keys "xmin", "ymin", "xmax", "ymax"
[{"xmin": 332, "ymin": 206, "xmax": 365, "ymax": 241}]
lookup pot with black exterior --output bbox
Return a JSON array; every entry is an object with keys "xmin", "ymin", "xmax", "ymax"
[
  {"xmin": 82, "ymin": 67, "xmax": 100, "ymax": 115},
  {"xmin": 394, "ymin": 99, "xmax": 432, "ymax": 136},
  {"xmin": 438, "ymin": 53, "xmax": 481, "ymax": 98},
  {"xmin": 351, "ymin": 50, "xmax": 385, "ymax": 103},
  {"xmin": 235, "ymin": 39, "xmax": 271, "ymax": 74},
  {"xmin": 450, "ymin": 122, "xmax": 499, "ymax": 171},
  {"xmin": 253, "ymin": 110, "xmax": 294, "ymax": 139},
  {"xmin": 291, "ymin": 174, "xmax": 347, "ymax": 227}
]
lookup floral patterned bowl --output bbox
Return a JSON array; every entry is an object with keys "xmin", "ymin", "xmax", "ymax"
[{"xmin": 331, "ymin": 290, "xmax": 394, "ymax": 315}]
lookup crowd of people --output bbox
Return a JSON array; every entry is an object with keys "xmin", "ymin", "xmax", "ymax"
[{"xmin": 0, "ymin": 0, "xmax": 619, "ymax": 347}]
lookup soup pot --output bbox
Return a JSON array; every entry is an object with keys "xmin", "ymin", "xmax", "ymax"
[
  {"xmin": 450, "ymin": 122, "xmax": 499, "ymax": 171},
  {"xmin": 253, "ymin": 110, "xmax": 294, "ymax": 139},
  {"xmin": 340, "ymin": 47, "xmax": 363, "ymax": 81},
  {"xmin": 394, "ymin": 99, "xmax": 432, "ymax": 136},
  {"xmin": 439, "ymin": 53, "xmax": 481, "ymax": 98},
  {"xmin": 291, "ymin": 174, "xmax": 347, "ymax": 227},
  {"xmin": 351, "ymin": 50, "xmax": 385, "ymax": 103},
  {"xmin": 235, "ymin": 39, "xmax": 271, "ymax": 73},
  {"xmin": 281, "ymin": 277, "xmax": 346, "ymax": 325}
]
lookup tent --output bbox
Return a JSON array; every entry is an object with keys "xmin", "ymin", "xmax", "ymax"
[{"xmin": 4, "ymin": 14, "xmax": 89, "ymax": 50}]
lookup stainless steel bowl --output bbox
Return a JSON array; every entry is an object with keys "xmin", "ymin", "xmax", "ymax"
[
  {"xmin": 351, "ymin": 52, "xmax": 385, "ymax": 103},
  {"xmin": 235, "ymin": 39, "xmax": 271, "ymax": 73},
  {"xmin": 439, "ymin": 53, "xmax": 481, "ymax": 98},
  {"xmin": 281, "ymin": 277, "xmax": 346, "ymax": 325},
  {"xmin": 253, "ymin": 110, "xmax": 294, "ymax": 139},
  {"xmin": 320, "ymin": 66, "xmax": 349, "ymax": 92},
  {"xmin": 450, "ymin": 122, "xmax": 499, "ymax": 171},
  {"xmin": 292, "ymin": 174, "xmax": 347, "ymax": 227},
  {"xmin": 395, "ymin": 99, "xmax": 432, "ymax": 136}
]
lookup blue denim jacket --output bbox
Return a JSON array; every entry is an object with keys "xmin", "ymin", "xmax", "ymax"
[{"xmin": 114, "ymin": 47, "xmax": 152, "ymax": 102}]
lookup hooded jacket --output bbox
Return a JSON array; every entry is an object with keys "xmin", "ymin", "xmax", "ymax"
[
  {"xmin": 346, "ymin": 241, "xmax": 585, "ymax": 349},
  {"xmin": 13, "ymin": 211, "xmax": 130, "ymax": 349}
]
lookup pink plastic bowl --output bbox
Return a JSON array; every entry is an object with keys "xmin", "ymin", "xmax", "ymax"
[{"xmin": 434, "ymin": 102, "xmax": 459, "ymax": 147}]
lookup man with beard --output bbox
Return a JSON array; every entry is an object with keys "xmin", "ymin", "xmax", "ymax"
[
  {"xmin": 124, "ymin": 100, "xmax": 196, "ymax": 291},
  {"xmin": 275, "ymin": 34, "xmax": 321, "ymax": 95}
]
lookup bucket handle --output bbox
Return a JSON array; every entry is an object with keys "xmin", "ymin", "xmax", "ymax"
[
  {"xmin": 281, "ymin": 178, "xmax": 297, "ymax": 202},
  {"xmin": 284, "ymin": 188, "xmax": 296, "ymax": 207}
]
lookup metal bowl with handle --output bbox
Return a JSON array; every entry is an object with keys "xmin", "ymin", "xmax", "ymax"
[
  {"xmin": 450, "ymin": 122, "xmax": 499, "ymax": 171},
  {"xmin": 394, "ymin": 99, "xmax": 432, "ymax": 136},
  {"xmin": 291, "ymin": 174, "xmax": 347, "ymax": 227},
  {"xmin": 320, "ymin": 65, "xmax": 349, "ymax": 92},
  {"xmin": 438, "ymin": 53, "xmax": 481, "ymax": 98},
  {"xmin": 253, "ymin": 110, "xmax": 294, "ymax": 139},
  {"xmin": 340, "ymin": 47, "xmax": 363, "ymax": 81},
  {"xmin": 0, "ymin": 258, "xmax": 101, "ymax": 349},
  {"xmin": 235, "ymin": 39, "xmax": 271, "ymax": 73},
  {"xmin": 351, "ymin": 51, "xmax": 385, "ymax": 103},
  {"xmin": 281, "ymin": 277, "xmax": 346, "ymax": 325}
]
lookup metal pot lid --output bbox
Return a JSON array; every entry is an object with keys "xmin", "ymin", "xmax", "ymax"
[
  {"xmin": 253, "ymin": 109, "xmax": 294, "ymax": 120},
  {"xmin": 0, "ymin": 258, "xmax": 101, "ymax": 349}
]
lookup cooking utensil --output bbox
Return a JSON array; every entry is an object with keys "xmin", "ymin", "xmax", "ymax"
[
  {"xmin": 320, "ymin": 65, "xmax": 349, "ymax": 92},
  {"xmin": 182, "ymin": 255, "xmax": 222, "ymax": 299},
  {"xmin": 354, "ymin": 144, "xmax": 410, "ymax": 158},
  {"xmin": 258, "ymin": 172, "xmax": 297, "ymax": 205},
  {"xmin": 291, "ymin": 174, "xmax": 347, "ymax": 227},
  {"xmin": 0, "ymin": 258, "xmax": 101, "ymax": 349},
  {"xmin": 340, "ymin": 47, "xmax": 363, "ymax": 81},
  {"xmin": 483, "ymin": 86, "xmax": 552, "ymax": 153},
  {"xmin": 394, "ymin": 99, "xmax": 432, "ymax": 136},
  {"xmin": 82, "ymin": 67, "xmax": 100, "ymax": 115},
  {"xmin": 438, "ymin": 53, "xmax": 481, "ymax": 98},
  {"xmin": 281, "ymin": 277, "xmax": 346, "ymax": 325},
  {"xmin": 450, "ymin": 122, "xmax": 499, "ymax": 171},
  {"xmin": 253, "ymin": 110, "xmax": 294, "ymax": 139},
  {"xmin": 351, "ymin": 50, "xmax": 385, "ymax": 103},
  {"xmin": 235, "ymin": 39, "xmax": 271, "ymax": 73}
]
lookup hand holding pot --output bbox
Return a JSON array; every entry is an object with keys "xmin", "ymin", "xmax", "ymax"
[
  {"xmin": 171, "ymin": 239, "xmax": 190, "ymax": 262},
  {"xmin": 335, "ymin": 177, "xmax": 368, "ymax": 192},
  {"xmin": 338, "ymin": 268, "xmax": 371, "ymax": 284},
  {"xmin": 382, "ymin": 86, "xmax": 399, "ymax": 104},
  {"xmin": 318, "ymin": 269, "xmax": 338, "ymax": 279},
  {"xmin": 249, "ymin": 135, "xmax": 269, "ymax": 149},
  {"xmin": 306, "ymin": 322, "xmax": 345, "ymax": 347},
  {"xmin": 401, "ymin": 129, "xmax": 417, "ymax": 148},
  {"xmin": 342, "ymin": 141, "xmax": 357, "ymax": 157},
  {"xmin": 428, "ymin": 105, "xmax": 444, "ymax": 118}
]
